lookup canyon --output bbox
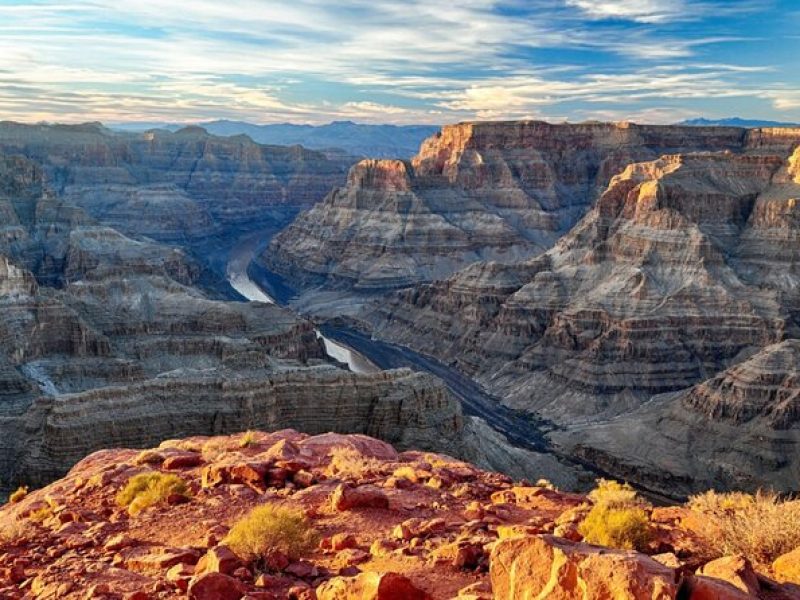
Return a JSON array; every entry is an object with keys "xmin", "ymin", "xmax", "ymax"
[
  {"xmin": 3, "ymin": 118, "xmax": 800, "ymax": 500},
  {"xmin": 0, "ymin": 126, "xmax": 577, "ymax": 494},
  {"xmin": 265, "ymin": 121, "xmax": 750, "ymax": 296},
  {"xmin": 267, "ymin": 120, "xmax": 800, "ymax": 496}
]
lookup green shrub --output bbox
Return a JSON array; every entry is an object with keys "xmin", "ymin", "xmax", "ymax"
[
  {"xmin": 578, "ymin": 478, "xmax": 652, "ymax": 551},
  {"xmin": 688, "ymin": 489, "xmax": 800, "ymax": 567},
  {"xmin": 116, "ymin": 472, "xmax": 189, "ymax": 515},
  {"xmin": 224, "ymin": 504, "xmax": 319, "ymax": 564}
]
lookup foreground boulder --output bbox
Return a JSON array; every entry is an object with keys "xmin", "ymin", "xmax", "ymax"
[
  {"xmin": 317, "ymin": 571, "xmax": 431, "ymax": 600},
  {"xmin": 330, "ymin": 483, "xmax": 390, "ymax": 511},
  {"xmin": 187, "ymin": 572, "xmax": 246, "ymax": 600},
  {"xmin": 490, "ymin": 535, "xmax": 680, "ymax": 599}
]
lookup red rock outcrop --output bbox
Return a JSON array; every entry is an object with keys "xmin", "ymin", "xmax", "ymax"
[
  {"xmin": 490, "ymin": 534, "xmax": 680, "ymax": 599},
  {"xmin": 3, "ymin": 430, "xmax": 795, "ymax": 599}
]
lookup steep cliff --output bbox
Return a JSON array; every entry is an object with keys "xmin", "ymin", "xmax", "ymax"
[
  {"xmin": 0, "ymin": 152, "xmax": 554, "ymax": 490},
  {"xmin": 554, "ymin": 340, "xmax": 800, "ymax": 496},
  {"xmin": 365, "ymin": 129, "xmax": 800, "ymax": 493},
  {"xmin": 265, "ymin": 121, "xmax": 752, "ymax": 291},
  {"xmin": 14, "ymin": 368, "xmax": 470, "ymax": 486}
]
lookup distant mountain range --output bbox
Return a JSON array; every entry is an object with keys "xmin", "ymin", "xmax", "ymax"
[
  {"xmin": 678, "ymin": 117, "xmax": 800, "ymax": 128},
  {"xmin": 110, "ymin": 120, "xmax": 440, "ymax": 158}
]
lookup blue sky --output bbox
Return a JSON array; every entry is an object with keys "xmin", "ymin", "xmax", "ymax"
[{"xmin": 0, "ymin": 0, "xmax": 798, "ymax": 125}]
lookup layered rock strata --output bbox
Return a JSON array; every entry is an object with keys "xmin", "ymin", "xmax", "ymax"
[
  {"xmin": 265, "ymin": 121, "xmax": 756, "ymax": 291},
  {"xmin": 365, "ymin": 132, "xmax": 800, "ymax": 493},
  {"xmin": 0, "ymin": 153, "xmax": 561, "ymax": 489},
  {"xmin": 0, "ymin": 121, "xmax": 352, "ymax": 243},
  {"xmin": 553, "ymin": 340, "xmax": 800, "ymax": 496}
]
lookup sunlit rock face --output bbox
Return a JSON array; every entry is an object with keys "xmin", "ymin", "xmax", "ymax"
[
  {"xmin": 0, "ymin": 122, "xmax": 353, "ymax": 243},
  {"xmin": 364, "ymin": 128, "xmax": 800, "ymax": 494},
  {"xmin": 264, "ymin": 121, "xmax": 752, "ymax": 291}
]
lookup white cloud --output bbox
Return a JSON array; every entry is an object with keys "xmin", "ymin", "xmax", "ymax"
[
  {"xmin": 565, "ymin": 0, "xmax": 766, "ymax": 23},
  {"xmin": 0, "ymin": 0, "xmax": 793, "ymax": 125},
  {"xmin": 565, "ymin": 0, "xmax": 691, "ymax": 23}
]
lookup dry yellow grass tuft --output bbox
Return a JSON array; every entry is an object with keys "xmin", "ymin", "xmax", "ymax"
[
  {"xmin": 578, "ymin": 479, "xmax": 652, "ymax": 551},
  {"xmin": 328, "ymin": 446, "xmax": 385, "ymax": 479},
  {"xmin": 116, "ymin": 472, "xmax": 190, "ymax": 515},
  {"xmin": 224, "ymin": 504, "xmax": 319, "ymax": 564},
  {"xmin": 0, "ymin": 520, "xmax": 25, "ymax": 542},
  {"xmin": 27, "ymin": 505, "xmax": 54, "ymax": 524},
  {"xmin": 239, "ymin": 430, "xmax": 258, "ymax": 448},
  {"xmin": 688, "ymin": 489, "xmax": 800, "ymax": 567},
  {"xmin": 202, "ymin": 439, "xmax": 230, "ymax": 462},
  {"xmin": 9, "ymin": 486, "xmax": 28, "ymax": 504}
]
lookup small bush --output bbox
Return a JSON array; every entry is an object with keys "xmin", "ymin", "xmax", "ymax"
[
  {"xmin": 224, "ymin": 504, "xmax": 318, "ymax": 564},
  {"xmin": 202, "ymin": 439, "xmax": 229, "ymax": 462},
  {"xmin": 239, "ymin": 431, "xmax": 258, "ymax": 448},
  {"xmin": 579, "ymin": 504, "xmax": 652, "ymax": 550},
  {"xmin": 536, "ymin": 478, "xmax": 557, "ymax": 491},
  {"xmin": 578, "ymin": 478, "xmax": 652, "ymax": 551},
  {"xmin": 9, "ymin": 486, "xmax": 28, "ymax": 504},
  {"xmin": 116, "ymin": 472, "xmax": 190, "ymax": 515},
  {"xmin": 588, "ymin": 479, "xmax": 642, "ymax": 508},
  {"xmin": 0, "ymin": 520, "xmax": 25, "ymax": 542},
  {"xmin": 688, "ymin": 489, "xmax": 800, "ymax": 566},
  {"xmin": 328, "ymin": 447, "xmax": 384, "ymax": 479},
  {"xmin": 28, "ymin": 505, "xmax": 53, "ymax": 524}
]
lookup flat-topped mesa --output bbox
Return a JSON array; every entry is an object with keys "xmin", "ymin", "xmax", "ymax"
[
  {"xmin": 412, "ymin": 120, "xmax": 748, "ymax": 177},
  {"xmin": 266, "ymin": 120, "xmax": 777, "ymax": 295}
]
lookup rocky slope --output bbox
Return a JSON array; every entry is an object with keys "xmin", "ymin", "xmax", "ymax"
[
  {"xmin": 0, "ymin": 122, "xmax": 352, "ymax": 244},
  {"xmin": 2, "ymin": 429, "xmax": 800, "ymax": 599},
  {"xmin": 364, "ymin": 129, "xmax": 800, "ymax": 494},
  {"xmin": 553, "ymin": 340, "xmax": 800, "ymax": 497},
  {"xmin": 264, "ymin": 121, "xmax": 752, "ymax": 291},
  {"xmin": 0, "ymin": 152, "xmax": 574, "ymax": 491}
]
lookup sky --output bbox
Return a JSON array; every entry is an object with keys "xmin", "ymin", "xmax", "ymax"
[{"xmin": 0, "ymin": 0, "xmax": 798, "ymax": 126}]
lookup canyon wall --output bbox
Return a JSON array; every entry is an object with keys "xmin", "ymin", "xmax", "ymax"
[
  {"xmin": 264, "ymin": 121, "xmax": 752, "ymax": 290},
  {"xmin": 361, "ymin": 128, "xmax": 800, "ymax": 494},
  {"xmin": 0, "ymin": 122, "xmax": 352, "ymax": 244}
]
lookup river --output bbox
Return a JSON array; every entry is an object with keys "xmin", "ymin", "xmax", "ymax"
[{"xmin": 226, "ymin": 234, "xmax": 379, "ymax": 375}]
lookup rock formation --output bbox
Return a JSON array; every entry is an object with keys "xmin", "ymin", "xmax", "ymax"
[
  {"xmin": 265, "ymin": 121, "xmax": 752, "ymax": 291},
  {"xmin": 2, "ymin": 429, "xmax": 799, "ymax": 599},
  {"xmin": 0, "ymin": 121, "xmax": 352, "ymax": 244},
  {"xmin": 0, "ymin": 149, "xmax": 573, "ymax": 491},
  {"xmin": 553, "ymin": 340, "xmax": 800, "ymax": 496},
  {"xmin": 363, "ymin": 128, "xmax": 800, "ymax": 494},
  {"xmin": 0, "ymin": 153, "xmax": 471, "ymax": 490}
]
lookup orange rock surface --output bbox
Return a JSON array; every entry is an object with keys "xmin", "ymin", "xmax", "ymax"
[{"xmin": 1, "ymin": 429, "xmax": 799, "ymax": 599}]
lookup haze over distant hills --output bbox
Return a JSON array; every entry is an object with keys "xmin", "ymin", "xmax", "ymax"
[
  {"xmin": 110, "ymin": 120, "xmax": 440, "ymax": 158},
  {"xmin": 679, "ymin": 117, "xmax": 800, "ymax": 128}
]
